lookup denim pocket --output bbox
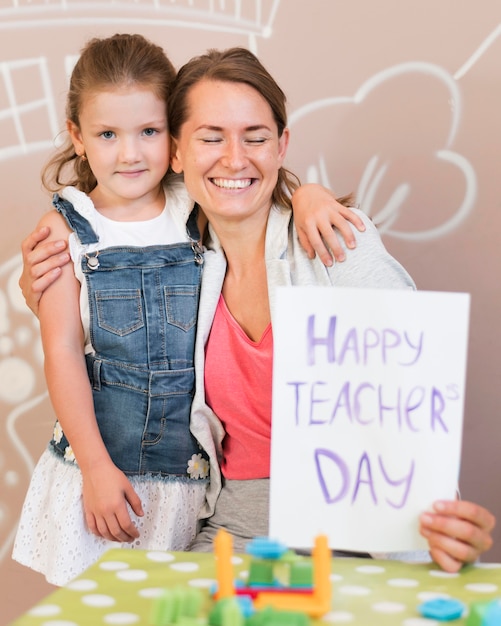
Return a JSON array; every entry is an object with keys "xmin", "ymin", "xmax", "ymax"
[
  {"xmin": 95, "ymin": 289, "xmax": 144, "ymax": 336},
  {"xmin": 164, "ymin": 285, "xmax": 199, "ymax": 332}
]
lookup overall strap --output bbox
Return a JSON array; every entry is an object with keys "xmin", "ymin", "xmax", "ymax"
[
  {"xmin": 186, "ymin": 204, "xmax": 201, "ymax": 242},
  {"xmin": 52, "ymin": 193, "xmax": 99, "ymax": 245},
  {"xmin": 186, "ymin": 204, "xmax": 204, "ymax": 265}
]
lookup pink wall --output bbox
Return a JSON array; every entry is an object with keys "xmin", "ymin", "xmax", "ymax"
[{"xmin": 1, "ymin": 2, "xmax": 500, "ymax": 622}]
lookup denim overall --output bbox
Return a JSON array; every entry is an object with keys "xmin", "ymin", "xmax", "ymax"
[{"xmin": 49, "ymin": 194, "xmax": 208, "ymax": 479}]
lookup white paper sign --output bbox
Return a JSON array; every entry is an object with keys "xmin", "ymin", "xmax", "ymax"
[{"xmin": 269, "ymin": 287, "xmax": 470, "ymax": 553}]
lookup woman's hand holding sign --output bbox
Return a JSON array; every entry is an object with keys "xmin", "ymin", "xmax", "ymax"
[{"xmin": 420, "ymin": 499, "xmax": 496, "ymax": 572}]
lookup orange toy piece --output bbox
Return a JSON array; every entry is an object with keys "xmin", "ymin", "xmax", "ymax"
[{"xmin": 213, "ymin": 528, "xmax": 235, "ymax": 600}]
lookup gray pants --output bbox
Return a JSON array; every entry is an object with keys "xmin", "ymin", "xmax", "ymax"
[
  {"xmin": 189, "ymin": 478, "xmax": 269, "ymax": 553},
  {"xmin": 189, "ymin": 477, "xmax": 428, "ymax": 562}
]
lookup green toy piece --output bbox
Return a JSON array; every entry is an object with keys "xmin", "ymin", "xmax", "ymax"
[
  {"xmin": 248, "ymin": 559, "xmax": 276, "ymax": 586},
  {"xmin": 209, "ymin": 598, "xmax": 245, "ymax": 626},
  {"xmin": 209, "ymin": 597, "xmax": 245, "ymax": 626},
  {"xmin": 151, "ymin": 586, "xmax": 204, "ymax": 625},
  {"xmin": 246, "ymin": 606, "xmax": 310, "ymax": 625},
  {"xmin": 466, "ymin": 599, "xmax": 501, "ymax": 626},
  {"xmin": 289, "ymin": 561, "xmax": 314, "ymax": 588}
]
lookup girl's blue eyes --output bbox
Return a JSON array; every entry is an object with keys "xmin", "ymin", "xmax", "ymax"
[{"xmin": 99, "ymin": 128, "xmax": 158, "ymax": 139}]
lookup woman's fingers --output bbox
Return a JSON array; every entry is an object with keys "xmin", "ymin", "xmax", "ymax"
[{"xmin": 420, "ymin": 500, "xmax": 495, "ymax": 571}]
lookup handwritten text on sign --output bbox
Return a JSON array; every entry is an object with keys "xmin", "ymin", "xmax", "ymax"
[{"xmin": 269, "ymin": 287, "xmax": 470, "ymax": 552}]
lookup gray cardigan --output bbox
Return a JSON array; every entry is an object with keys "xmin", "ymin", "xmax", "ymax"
[{"xmin": 190, "ymin": 205, "xmax": 417, "ymax": 527}]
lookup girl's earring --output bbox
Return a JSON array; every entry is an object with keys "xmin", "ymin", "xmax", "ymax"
[{"xmin": 80, "ymin": 153, "xmax": 87, "ymax": 162}]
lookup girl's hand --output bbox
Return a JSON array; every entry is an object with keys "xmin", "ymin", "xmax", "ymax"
[
  {"xmin": 82, "ymin": 461, "xmax": 144, "ymax": 543},
  {"xmin": 420, "ymin": 500, "xmax": 495, "ymax": 572},
  {"xmin": 291, "ymin": 183, "xmax": 365, "ymax": 266},
  {"xmin": 19, "ymin": 225, "xmax": 70, "ymax": 316}
]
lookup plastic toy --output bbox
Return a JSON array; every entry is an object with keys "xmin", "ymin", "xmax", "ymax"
[
  {"xmin": 417, "ymin": 597, "xmax": 465, "ymax": 621},
  {"xmin": 466, "ymin": 599, "xmax": 501, "ymax": 626},
  {"xmin": 209, "ymin": 599, "xmax": 309, "ymax": 626},
  {"xmin": 246, "ymin": 538, "xmax": 289, "ymax": 560},
  {"xmin": 152, "ymin": 530, "xmax": 331, "ymax": 625},
  {"xmin": 151, "ymin": 585, "xmax": 204, "ymax": 625},
  {"xmin": 214, "ymin": 530, "xmax": 331, "ymax": 619}
]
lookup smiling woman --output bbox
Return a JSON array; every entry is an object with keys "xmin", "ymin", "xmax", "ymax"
[
  {"xmin": 171, "ymin": 79, "xmax": 290, "ymax": 229},
  {"xmin": 167, "ymin": 48, "xmax": 495, "ymax": 571}
]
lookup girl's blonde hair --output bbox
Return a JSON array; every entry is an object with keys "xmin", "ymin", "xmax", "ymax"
[{"xmin": 42, "ymin": 33, "xmax": 176, "ymax": 194}]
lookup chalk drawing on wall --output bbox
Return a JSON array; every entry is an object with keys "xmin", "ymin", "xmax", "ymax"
[
  {"xmin": 454, "ymin": 23, "xmax": 500, "ymax": 80},
  {"xmin": 289, "ymin": 62, "xmax": 476, "ymax": 242},
  {"xmin": 0, "ymin": 1, "xmax": 281, "ymax": 161},
  {"xmin": 0, "ymin": 0, "xmax": 280, "ymax": 50},
  {"xmin": 0, "ymin": 255, "xmax": 47, "ymax": 564},
  {"xmin": 289, "ymin": 22, "xmax": 500, "ymax": 241},
  {"xmin": 0, "ymin": 57, "xmax": 59, "ymax": 162}
]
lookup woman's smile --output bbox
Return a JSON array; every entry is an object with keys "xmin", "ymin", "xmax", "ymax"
[{"xmin": 210, "ymin": 178, "xmax": 253, "ymax": 190}]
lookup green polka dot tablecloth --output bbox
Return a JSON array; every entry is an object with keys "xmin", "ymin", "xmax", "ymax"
[{"xmin": 9, "ymin": 549, "xmax": 501, "ymax": 625}]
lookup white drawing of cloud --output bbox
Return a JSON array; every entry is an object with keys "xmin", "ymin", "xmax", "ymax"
[{"xmin": 289, "ymin": 62, "xmax": 476, "ymax": 241}]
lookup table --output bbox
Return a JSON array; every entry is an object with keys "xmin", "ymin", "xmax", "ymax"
[{"xmin": 9, "ymin": 548, "xmax": 501, "ymax": 625}]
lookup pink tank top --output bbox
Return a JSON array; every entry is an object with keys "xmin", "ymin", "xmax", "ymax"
[{"xmin": 204, "ymin": 295, "xmax": 273, "ymax": 479}]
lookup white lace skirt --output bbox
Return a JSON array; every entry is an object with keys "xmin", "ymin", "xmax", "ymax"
[{"xmin": 12, "ymin": 448, "xmax": 208, "ymax": 586}]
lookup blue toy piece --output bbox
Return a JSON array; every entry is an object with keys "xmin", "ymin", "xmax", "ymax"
[
  {"xmin": 245, "ymin": 537, "xmax": 289, "ymax": 560},
  {"xmin": 417, "ymin": 597, "xmax": 465, "ymax": 621},
  {"xmin": 482, "ymin": 600, "xmax": 501, "ymax": 626},
  {"xmin": 236, "ymin": 595, "xmax": 255, "ymax": 619}
]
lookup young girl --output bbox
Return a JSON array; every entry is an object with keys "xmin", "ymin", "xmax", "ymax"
[
  {"xmin": 12, "ymin": 33, "xmax": 211, "ymax": 586},
  {"xmin": 13, "ymin": 34, "xmax": 361, "ymax": 585}
]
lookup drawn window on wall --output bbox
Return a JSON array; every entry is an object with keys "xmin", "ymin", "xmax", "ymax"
[{"xmin": 0, "ymin": 57, "xmax": 58, "ymax": 161}]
